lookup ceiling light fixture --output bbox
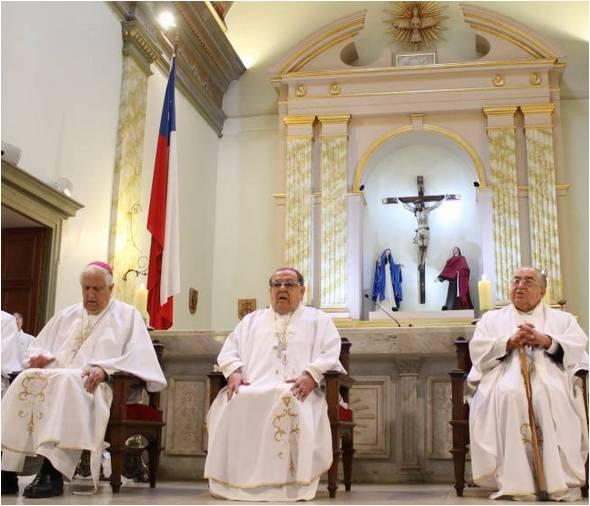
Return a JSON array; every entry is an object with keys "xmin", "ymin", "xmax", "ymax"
[{"xmin": 158, "ymin": 11, "xmax": 176, "ymax": 30}]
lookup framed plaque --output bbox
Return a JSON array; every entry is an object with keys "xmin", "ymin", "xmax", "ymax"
[
  {"xmin": 395, "ymin": 52, "xmax": 436, "ymax": 67},
  {"xmin": 238, "ymin": 298, "xmax": 256, "ymax": 320}
]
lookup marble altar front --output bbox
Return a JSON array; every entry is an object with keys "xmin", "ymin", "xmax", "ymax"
[{"xmin": 151, "ymin": 323, "xmax": 475, "ymax": 483}]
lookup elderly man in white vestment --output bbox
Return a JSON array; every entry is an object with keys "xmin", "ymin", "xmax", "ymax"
[
  {"xmin": 1, "ymin": 311, "xmax": 25, "ymax": 396},
  {"xmin": 1, "ymin": 261, "xmax": 167, "ymax": 498},
  {"xmin": 14, "ymin": 312, "xmax": 35, "ymax": 356},
  {"xmin": 204, "ymin": 267, "xmax": 344, "ymax": 501},
  {"xmin": 468, "ymin": 267, "xmax": 588, "ymax": 501}
]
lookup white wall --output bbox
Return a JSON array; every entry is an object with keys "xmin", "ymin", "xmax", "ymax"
[
  {"xmin": 559, "ymin": 99, "xmax": 588, "ymax": 333},
  {"xmin": 362, "ymin": 132, "xmax": 481, "ymax": 312},
  {"xmin": 211, "ymin": 115, "xmax": 278, "ymax": 329},
  {"xmin": 1, "ymin": 2, "xmax": 122, "ymax": 311}
]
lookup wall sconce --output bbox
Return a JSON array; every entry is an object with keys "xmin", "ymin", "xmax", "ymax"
[{"xmin": 122, "ymin": 203, "xmax": 149, "ymax": 281}]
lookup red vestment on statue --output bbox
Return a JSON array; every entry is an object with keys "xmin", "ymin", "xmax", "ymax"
[{"xmin": 439, "ymin": 255, "xmax": 471, "ymax": 307}]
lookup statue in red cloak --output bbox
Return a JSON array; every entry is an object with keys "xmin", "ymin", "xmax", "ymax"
[{"xmin": 438, "ymin": 247, "xmax": 473, "ymax": 310}]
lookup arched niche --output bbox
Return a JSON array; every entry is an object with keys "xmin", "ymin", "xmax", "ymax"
[{"xmin": 359, "ymin": 130, "xmax": 482, "ymax": 315}]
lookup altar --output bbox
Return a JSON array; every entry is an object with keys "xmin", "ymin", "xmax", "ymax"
[{"xmin": 152, "ymin": 323, "xmax": 475, "ymax": 484}]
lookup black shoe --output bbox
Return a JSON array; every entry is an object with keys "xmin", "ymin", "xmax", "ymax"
[
  {"xmin": 22, "ymin": 469, "xmax": 63, "ymax": 498},
  {"xmin": 1, "ymin": 471, "xmax": 18, "ymax": 495}
]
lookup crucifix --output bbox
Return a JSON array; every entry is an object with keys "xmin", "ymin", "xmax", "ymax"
[{"xmin": 382, "ymin": 176, "xmax": 460, "ymax": 304}]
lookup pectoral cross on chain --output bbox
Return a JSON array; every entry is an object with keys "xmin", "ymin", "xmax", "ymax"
[
  {"xmin": 382, "ymin": 176, "xmax": 459, "ymax": 304},
  {"xmin": 273, "ymin": 341, "xmax": 287, "ymax": 359}
]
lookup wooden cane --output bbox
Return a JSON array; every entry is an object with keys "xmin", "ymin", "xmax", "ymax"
[{"xmin": 518, "ymin": 346, "xmax": 549, "ymax": 501}]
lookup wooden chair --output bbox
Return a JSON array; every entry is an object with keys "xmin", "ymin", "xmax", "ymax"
[
  {"xmin": 208, "ymin": 337, "xmax": 355, "ymax": 498},
  {"xmin": 449, "ymin": 336, "xmax": 588, "ymax": 498},
  {"xmin": 104, "ymin": 341, "xmax": 165, "ymax": 493}
]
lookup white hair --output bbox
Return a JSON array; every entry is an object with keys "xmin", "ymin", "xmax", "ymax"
[{"xmin": 80, "ymin": 264, "xmax": 114, "ymax": 287}]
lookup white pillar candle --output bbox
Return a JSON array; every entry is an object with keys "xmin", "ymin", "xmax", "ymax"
[
  {"xmin": 478, "ymin": 275, "xmax": 493, "ymax": 311},
  {"xmin": 133, "ymin": 282, "xmax": 148, "ymax": 321},
  {"xmin": 542, "ymin": 279, "xmax": 551, "ymax": 305}
]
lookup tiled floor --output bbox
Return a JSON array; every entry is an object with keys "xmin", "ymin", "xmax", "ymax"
[{"xmin": 2, "ymin": 477, "xmax": 585, "ymax": 505}]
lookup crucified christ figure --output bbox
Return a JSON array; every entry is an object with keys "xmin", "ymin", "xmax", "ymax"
[
  {"xmin": 382, "ymin": 176, "xmax": 460, "ymax": 303},
  {"xmin": 401, "ymin": 199, "xmax": 444, "ymax": 266}
]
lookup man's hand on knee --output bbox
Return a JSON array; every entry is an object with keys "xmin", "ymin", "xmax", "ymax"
[
  {"xmin": 81, "ymin": 366, "xmax": 107, "ymax": 393},
  {"xmin": 27, "ymin": 355, "xmax": 55, "ymax": 369},
  {"xmin": 288, "ymin": 372, "xmax": 317, "ymax": 402},
  {"xmin": 227, "ymin": 370, "xmax": 249, "ymax": 401}
]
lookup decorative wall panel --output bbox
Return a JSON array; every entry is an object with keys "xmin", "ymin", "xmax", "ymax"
[
  {"xmin": 285, "ymin": 135, "xmax": 313, "ymax": 303},
  {"xmin": 426, "ymin": 377, "xmax": 453, "ymax": 459},
  {"xmin": 165, "ymin": 377, "xmax": 208, "ymax": 455},
  {"xmin": 523, "ymin": 117, "xmax": 562, "ymax": 302},
  {"xmin": 349, "ymin": 376, "xmax": 391, "ymax": 458}
]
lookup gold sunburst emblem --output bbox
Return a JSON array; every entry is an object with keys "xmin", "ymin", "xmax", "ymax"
[{"xmin": 384, "ymin": 2, "xmax": 447, "ymax": 50}]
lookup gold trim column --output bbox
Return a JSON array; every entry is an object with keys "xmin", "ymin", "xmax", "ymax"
[
  {"xmin": 521, "ymin": 104, "xmax": 561, "ymax": 303},
  {"xmin": 284, "ymin": 115, "xmax": 316, "ymax": 304},
  {"xmin": 108, "ymin": 20, "xmax": 160, "ymax": 304},
  {"xmin": 484, "ymin": 106, "xmax": 520, "ymax": 304},
  {"xmin": 318, "ymin": 115, "xmax": 350, "ymax": 310}
]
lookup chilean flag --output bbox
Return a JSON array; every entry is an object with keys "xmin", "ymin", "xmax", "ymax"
[{"xmin": 147, "ymin": 56, "xmax": 180, "ymax": 330}]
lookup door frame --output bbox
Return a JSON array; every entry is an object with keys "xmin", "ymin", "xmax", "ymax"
[{"xmin": 1, "ymin": 160, "xmax": 83, "ymax": 325}]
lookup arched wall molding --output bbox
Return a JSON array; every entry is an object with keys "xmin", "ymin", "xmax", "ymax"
[
  {"xmin": 460, "ymin": 3, "xmax": 561, "ymax": 61},
  {"xmin": 271, "ymin": 10, "xmax": 367, "ymax": 77},
  {"xmin": 352, "ymin": 124, "xmax": 486, "ymax": 193}
]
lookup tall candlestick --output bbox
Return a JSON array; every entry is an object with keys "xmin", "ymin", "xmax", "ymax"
[{"xmin": 478, "ymin": 275, "xmax": 493, "ymax": 312}]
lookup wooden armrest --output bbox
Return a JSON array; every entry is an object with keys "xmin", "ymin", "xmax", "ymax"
[
  {"xmin": 110, "ymin": 372, "xmax": 146, "ymax": 392},
  {"xmin": 450, "ymin": 369, "xmax": 468, "ymax": 420},
  {"xmin": 324, "ymin": 370, "xmax": 354, "ymax": 389},
  {"xmin": 110, "ymin": 371, "xmax": 143, "ymax": 380},
  {"xmin": 109, "ymin": 372, "xmax": 157, "ymax": 416},
  {"xmin": 110, "ymin": 374, "xmax": 135, "ymax": 419},
  {"xmin": 208, "ymin": 371, "xmax": 227, "ymax": 405}
]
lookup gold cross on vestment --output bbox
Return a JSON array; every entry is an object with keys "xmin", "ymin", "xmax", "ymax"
[{"xmin": 273, "ymin": 341, "xmax": 287, "ymax": 359}]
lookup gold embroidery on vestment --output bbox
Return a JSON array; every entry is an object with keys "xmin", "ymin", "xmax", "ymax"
[
  {"xmin": 271, "ymin": 395, "xmax": 301, "ymax": 476},
  {"xmin": 17, "ymin": 371, "xmax": 49, "ymax": 434}
]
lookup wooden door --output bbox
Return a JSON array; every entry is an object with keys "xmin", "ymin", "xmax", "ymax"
[{"xmin": 1, "ymin": 227, "xmax": 48, "ymax": 334}]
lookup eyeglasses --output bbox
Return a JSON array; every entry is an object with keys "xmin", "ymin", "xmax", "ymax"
[
  {"xmin": 269, "ymin": 280, "xmax": 302, "ymax": 289},
  {"xmin": 511, "ymin": 277, "xmax": 538, "ymax": 288}
]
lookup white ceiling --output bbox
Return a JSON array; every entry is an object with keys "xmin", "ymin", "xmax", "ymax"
[{"xmin": 222, "ymin": 1, "xmax": 589, "ymax": 118}]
